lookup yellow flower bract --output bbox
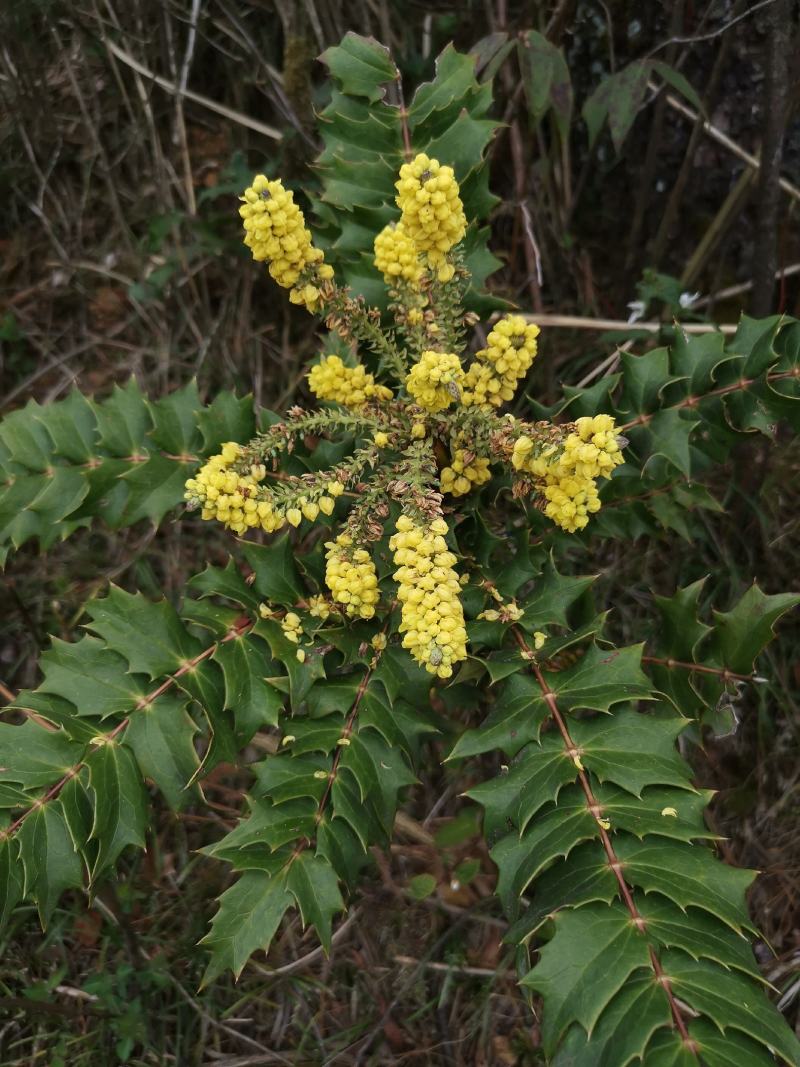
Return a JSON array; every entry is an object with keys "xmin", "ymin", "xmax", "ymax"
[
  {"xmin": 308, "ymin": 355, "xmax": 393, "ymax": 409},
  {"xmin": 390, "ymin": 515, "xmax": 467, "ymax": 677}
]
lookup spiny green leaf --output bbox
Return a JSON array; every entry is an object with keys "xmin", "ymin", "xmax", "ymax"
[
  {"xmin": 569, "ymin": 707, "xmax": 693, "ymax": 796},
  {"xmin": 637, "ymin": 895, "xmax": 763, "ymax": 982},
  {"xmin": 197, "ymin": 391, "xmax": 256, "ymax": 455},
  {"xmin": 87, "ymin": 741, "xmax": 147, "ymax": 879},
  {"xmin": 594, "ymin": 783, "xmax": 713, "ymax": 842},
  {"xmin": 124, "ymin": 693, "xmax": 200, "ymax": 811},
  {"xmin": 447, "ymin": 673, "xmax": 547, "ymax": 760},
  {"xmin": 212, "ymin": 634, "xmax": 283, "ymax": 743},
  {"xmin": 120, "ymin": 454, "xmax": 192, "ymax": 525},
  {"xmin": 708, "ymin": 583, "xmax": 800, "ymax": 675},
  {"xmin": 241, "ymin": 536, "xmax": 304, "ymax": 606},
  {"xmin": 17, "ymin": 804, "xmax": 84, "ymax": 927},
  {"xmin": 613, "ymin": 837, "xmax": 756, "ymax": 934},
  {"xmin": 93, "ymin": 378, "xmax": 151, "ymax": 457},
  {"xmin": 285, "ymin": 852, "xmax": 344, "ymax": 953},
  {"xmin": 492, "ymin": 790, "xmax": 597, "ymax": 912},
  {"xmin": 34, "ymin": 389, "xmax": 97, "ymax": 464},
  {"xmin": 319, "ymin": 33, "xmax": 398, "ymax": 103},
  {"xmin": 522, "ymin": 903, "xmax": 652, "ymax": 1053},
  {"xmin": 85, "ymin": 586, "xmax": 202, "ymax": 679},
  {"xmin": 0, "ymin": 837, "xmax": 24, "ymax": 931},
  {"xmin": 0, "ymin": 721, "xmax": 82, "ymax": 789},
  {"xmin": 689, "ymin": 1018, "xmax": 779, "ymax": 1067},
  {"xmin": 664, "ymin": 949, "xmax": 800, "ymax": 1065},
  {"xmin": 187, "ymin": 559, "xmax": 262, "ymax": 613},
  {"xmin": 38, "ymin": 636, "xmax": 149, "ymax": 720},
  {"xmin": 466, "ymin": 736, "xmax": 577, "ymax": 838},
  {"xmin": 200, "ymin": 869, "xmax": 293, "ymax": 984},
  {"xmin": 519, "ymin": 557, "xmax": 596, "ymax": 629},
  {"xmin": 146, "ymin": 380, "xmax": 202, "ymax": 455},
  {"xmin": 546, "ymin": 644, "xmax": 653, "ymax": 712}
]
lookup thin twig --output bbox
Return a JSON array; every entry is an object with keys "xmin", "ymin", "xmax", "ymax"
[
  {"xmin": 519, "ymin": 313, "xmax": 737, "ymax": 334},
  {"xmin": 101, "ymin": 36, "xmax": 282, "ymax": 140}
]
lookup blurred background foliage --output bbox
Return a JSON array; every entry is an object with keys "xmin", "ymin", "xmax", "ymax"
[{"xmin": 1, "ymin": 1, "xmax": 799, "ymax": 1064}]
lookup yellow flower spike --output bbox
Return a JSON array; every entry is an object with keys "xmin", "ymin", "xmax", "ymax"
[
  {"xmin": 308, "ymin": 355, "xmax": 392, "ymax": 409},
  {"xmin": 373, "ymin": 221, "xmax": 424, "ymax": 288},
  {"xmin": 395, "ymin": 153, "xmax": 466, "ymax": 268},
  {"xmin": 462, "ymin": 316, "xmax": 540, "ymax": 410},
  {"xmin": 324, "ymin": 533, "xmax": 379, "ymax": 619},
  {"xmin": 239, "ymin": 175, "xmax": 331, "ymax": 310},
  {"xmin": 389, "ymin": 515, "xmax": 467, "ymax": 677},
  {"xmin": 406, "ymin": 350, "xmax": 464, "ymax": 412}
]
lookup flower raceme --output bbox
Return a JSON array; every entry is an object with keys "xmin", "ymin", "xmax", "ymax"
[
  {"xmin": 308, "ymin": 355, "xmax": 393, "ymax": 409},
  {"xmin": 239, "ymin": 175, "xmax": 333, "ymax": 310},
  {"xmin": 389, "ymin": 516, "xmax": 467, "ymax": 677},
  {"xmin": 406, "ymin": 350, "xmax": 464, "ymax": 412},
  {"xmin": 324, "ymin": 533, "xmax": 380, "ymax": 619},
  {"xmin": 512, "ymin": 415, "xmax": 625, "ymax": 532},
  {"xmin": 440, "ymin": 448, "xmax": 491, "ymax": 497},
  {"xmin": 395, "ymin": 154, "xmax": 466, "ymax": 279},
  {"xmin": 462, "ymin": 316, "xmax": 540, "ymax": 409},
  {"xmin": 373, "ymin": 222, "xmax": 424, "ymax": 289}
]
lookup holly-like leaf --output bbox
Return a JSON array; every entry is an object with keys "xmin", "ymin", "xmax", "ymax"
[
  {"xmin": 146, "ymin": 380, "xmax": 202, "ymax": 455},
  {"xmin": 522, "ymin": 903, "xmax": 652, "ymax": 1053},
  {"xmin": 466, "ymin": 736, "xmax": 577, "ymax": 837},
  {"xmin": 93, "ymin": 378, "xmax": 151, "ymax": 457},
  {"xmin": 38, "ymin": 636, "xmax": 149, "ymax": 720},
  {"xmin": 0, "ymin": 837, "xmax": 24, "ymax": 931},
  {"xmin": 613, "ymin": 837, "xmax": 755, "ymax": 934},
  {"xmin": 124, "ymin": 694, "xmax": 200, "ymax": 811},
  {"xmin": 241, "ymin": 536, "xmax": 304, "ymax": 606},
  {"xmin": 87, "ymin": 741, "xmax": 148, "ymax": 878},
  {"xmin": 552, "ymin": 976, "xmax": 671, "ymax": 1067},
  {"xmin": 285, "ymin": 852, "xmax": 344, "ymax": 952},
  {"xmin": 85, "ymin": 586, "xmax": 202, "ymax": 679},
  {"xmin": 593, "ymin": 783, "xmax": 713, "ymax": 842},
  {"xmin": 319, "ymin": 33, "xmax": 399, "ymax": 103},
  {"xmin": 212, "ymin": 634, "xmax": 283, "ymax": 743},
  {"xmin": 492, "ymin": 790, "xmax": 598, "ymax": 912},
  {"xmin": 519, "ymin": 557, "xmax": 596, "ymax": 629},
  {"xmin": 200, "ymin": 869, "xmax": 293, "ymax": 984},
  {"xmin": 197, "ymin": 391, "xmax": 256, "ymax": 454},
  {"xmin": 708, "ymin": 584, "xmax": 800, "ymax": 675},
  {"xmin": 570, "ymin": 707, "xmax": 693, "ymax": 796},
  {"xmin": 17, "ymin": 804, "xmax": 84, "ymax": 927},
  {"xmin": 446, "ymin": 673, "xmax": 548, "ymax": 760},
  {"xmin": 546, "ymin": 644, "xmax": 653, "ymax": 713},
  {"xmin": 0, "ymin": 720, "xmax": 83, "ymax": 789},
  {"xmin": 120, "ymin": 454, "xmax": 192, "ymax": 525},
  {"xmin": 664, "ymin": 950, "xmax": 800, "ymax": 1065}
]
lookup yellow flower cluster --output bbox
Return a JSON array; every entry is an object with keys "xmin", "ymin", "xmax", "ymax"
[
  {"xmin": 440, "ymin": 449, "xmax": 491, "ymax": 497},
  {"xmin": 512, "ymin": 415, "xmax": 624, "ymax": 532},
  {"xmin": 373, "ymin": 222, "xmax": 423, "ymax": 289},
  {"xmin": 281, "ymin": 612, "xmax": 303, "ymax": 643},
  {"xmin": 406, "ymin": 350, "xmax": 464, "ymax": 412},
  {"xmin": 389, "ymin": 516, "xmax": 467, "ymax": 678},
  {"xmin": 308, "ymin": 355, "xmax": 392, "ymax": 409},
  {"xmin": 239, "ymin": 175, "xmax": 333, "ymax": 310},
  {"xmin": 324, "ymin": 533, "xmax": 379, "ymax": 618},
  {"xmin": 395, "ymin": 154, "xmax": 466, "ymax": 277},
  {"xmin": 462, "ymin": 316, "xmax": 540, "ymax": 409},
  {"xmin": 184, "ymin": 443, "xmax": 286, "ymax": 535}
]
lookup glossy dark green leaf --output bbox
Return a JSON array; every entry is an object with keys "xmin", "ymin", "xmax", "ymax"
[
  {"xmin": 124, "ymin": 694, "xmax": 200, "ymax": 811},
  {"xmin": 87, "ymin": 741, "xmax": 148, "ymax": 878}
]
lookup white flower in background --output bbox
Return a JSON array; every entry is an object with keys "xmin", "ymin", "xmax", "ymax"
[
  {"xmin": 626, "ymin": 300, "xmax": 646, "ymax": 324},
  {"xmin": 679, "ymin": 291, "xmax": 701, "ymax": 309}
]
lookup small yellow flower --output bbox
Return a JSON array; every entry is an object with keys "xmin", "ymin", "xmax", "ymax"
[{"xmin": 406, "ymin": 350, "xmax": 464, "ymax": 412}]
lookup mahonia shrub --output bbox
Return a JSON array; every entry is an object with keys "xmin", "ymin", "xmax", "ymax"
[{"xmin": 2, "ymin": 34, "xmax": 800, "ymax": 1066}]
